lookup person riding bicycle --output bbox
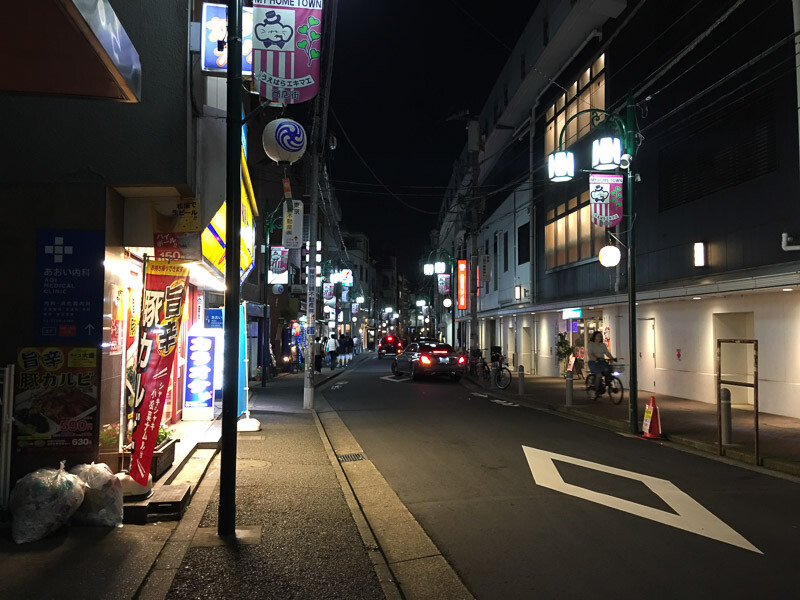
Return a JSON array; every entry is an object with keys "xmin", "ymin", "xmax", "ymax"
[{"xmin": 587, "ymin": 331, "xmax": 615, "ymax": 393}]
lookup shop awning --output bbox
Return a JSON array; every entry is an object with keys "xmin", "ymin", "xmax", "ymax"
[{"xmin": 3, "ymin": 0, "xmax": 141, "ymax": 102}]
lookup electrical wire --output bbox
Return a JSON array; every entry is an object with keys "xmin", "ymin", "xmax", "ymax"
[{"xmin": 330, "ymin": 107, "xmax": 440, "ymax": 215}]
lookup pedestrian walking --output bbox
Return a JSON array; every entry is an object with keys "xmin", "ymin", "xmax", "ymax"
[
  {"xmin": 313, "ymin": 336, "xmax": 323, "ymax": 373},
  {"xmin": 338, "ymin": 334, "xmax": 348, "ymax": 368},
  {"xmin": 326, "ymin": 334, "xmax": 338, "ymax": 371},
  {"xmin": 345, "ymin": 336, "xmax": 354, "ymax": 366}
]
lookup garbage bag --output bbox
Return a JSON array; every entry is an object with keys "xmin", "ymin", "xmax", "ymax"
[
  {"xmin": 10, "ymin": 460, "xmax": 85, "ymax": 544},
  {"xmin": 69, "ymin": 462, "xmax": 123, "ymax": 527}
]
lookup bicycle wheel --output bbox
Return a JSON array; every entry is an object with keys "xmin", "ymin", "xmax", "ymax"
[
  {"xmin": 585, "ymin": 375, "xmax": 598, "ymax": 401},
  {"xmin": 495, "ymin": 367, "xmax": 512, "ymax": 389},
  {"xmin": 481, "ymin": 363, "xmax": 491, "ymax": 380},
  {"xmin": 608, "ymin": 377, "xmax": 624, "ymax": 404}
]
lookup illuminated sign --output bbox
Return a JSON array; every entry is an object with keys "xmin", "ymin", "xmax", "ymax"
[
  {"xmin": 201, "ymin": 3, "xmax": 254, "ymax": 75},
  {"xmin": 562, "ymin": 308, "xmax": 582, "ymax": 319},
  {"xmin": 457, "ymin": 260, "xmax": 467, "ymax": 310},
  {"xmin": 184, "ymin": 334, "xmax": 216, "ymax": 411}
]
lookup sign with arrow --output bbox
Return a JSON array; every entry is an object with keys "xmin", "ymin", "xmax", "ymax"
[{"xmin": 35, "ymin": 230, "xmax": 104, "ymax": 345}]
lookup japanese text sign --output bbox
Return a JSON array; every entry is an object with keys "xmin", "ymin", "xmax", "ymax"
[
  {"xmin": 457, "ymin": 260, "xmax": 467, "ymax": 310},
  {"xmin": 589, "ymin": 173, "xmax": 624, "ymax": 228},
  {"xmin": 36, "ymin": 230, "xmax": 104, "ymax": 344},
  {"xmin": 184, "ymin": 335, "xmax": 216, "ymax": 410},
  {"xmin": 282, "ymin": 199, "xmax": 304, "ymax": 249},
  {"xmin": 130, "ymin": 261, "xmax": 189, "ymax": 485},
  {"xmin": 270, "ymin": 246, "xmax": 289, "ymax": 273},
  {"xmin": 253, "ymin": 1, "xmax": 324, "ymax": 104},
  {"xmin": 201, "ymin": 3, "xmax": 254, "ymax": 75},
  {"xmin": 14, "ymin": 347, "xmax": 98, "ymax": 454}
]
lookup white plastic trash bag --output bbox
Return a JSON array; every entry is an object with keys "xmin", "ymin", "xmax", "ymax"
[
  {"xmin": 10, "ymin": 460, "xmax": 85, "ymax": 544},
  {"xmin": 69, "ymin": 462, "xmax": 123, "ymax": 527}
]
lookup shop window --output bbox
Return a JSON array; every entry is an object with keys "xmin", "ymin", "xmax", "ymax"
[
  {"xmin": 545, "ymin": 191, "xmax": 605, "ymax": 270},
  {"xmin": 544, "ymin": 54, "xmax": 605, "ymax": 153}
]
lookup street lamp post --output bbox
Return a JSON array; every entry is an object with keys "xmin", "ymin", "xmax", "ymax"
[
  {"xmin": 547, "ymin": 94, "xmax": 639, "ymax": 435},
  {"xmin": 423, "ymin": 250, "xmax": 456, "ymax": 345}
]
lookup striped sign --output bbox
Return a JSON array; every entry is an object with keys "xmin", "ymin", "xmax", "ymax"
[{"xmin": 589, "ymin": 173, "xmax": 623, "ymax": 228}]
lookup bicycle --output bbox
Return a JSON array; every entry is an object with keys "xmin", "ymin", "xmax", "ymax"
[
  {"xmin": 491, "ymin": 351, "xmax": 512, "ymax": 390},
  {"xmin": 469, "ymin": 349, "xmax": 491, "ymax": 380},
  {"xmin": 585, "ymin": 362, "xmax": 625, "ymax": 404}
]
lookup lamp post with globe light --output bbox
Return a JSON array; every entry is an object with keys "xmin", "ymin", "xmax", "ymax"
[
  {"xmin": 546, "ymin": 94, "xmax": 640, "ymax": 435},
  {"xmin": 422, "ymin": 249, "xmax": 456, "ymax": 345}
]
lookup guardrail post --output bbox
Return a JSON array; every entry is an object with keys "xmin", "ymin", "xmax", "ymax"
[
  {"xmin": 518, "ymin": 365, "xmax": 524, "ymax": 395},
  {"xmin": 720, "ymin": 387, "xmax": 732, "ymax": 445}
]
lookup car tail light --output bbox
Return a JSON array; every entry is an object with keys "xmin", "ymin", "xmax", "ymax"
[
  {"xmin": 420, "ymin": 355, "xmax": 432, "ymax": 365},
  {"xmin": 458, "ymin": 356, "xmax": 466, "ymax": 364},
  {"xmin": 387, "ymin": 336, "xmax": 393, "ymax": 342},
  {"xmin": 433, "ymin": 350, "xmax": 447, "ymax": 355},
  {"xmin": 398, "ymin": 343, "xmax": 403, "ymax": 348},
  {"xmin": 379, "ymin": 343, "xmax": 382, "ymax": 347}
]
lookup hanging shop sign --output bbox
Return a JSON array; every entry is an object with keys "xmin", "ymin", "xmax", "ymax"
[
  {"xmin": 323, "ymin": 282, "xmax": 334, "ymax": 301},
  {"xmin": 200, "ymin": 3, "xmax": 254, "ymax": 75},
  {"xmin": 183, "ymin": 333, "xmax": 216, "ymax": 420},
  {"xmin": 152, "ymin": 198, "xmax": 202, "ymax": 260},
  {"xmin": 205, "ymin": 308, "xmax": 223, "ymax": 329},
  {"xmin": 562, "ymin": 308, "xmax": 582, "ymax": 319},
  {"xmin": 589, "ymin": 173, "xmax": 623, "ymax": 228},
  {"xmin": 438, "ymin": 274, "xmax": 451, "ymax": 295},
  {"xmin": 253, "ymin": 1, "xmax": 324, "ymax": 104},
  {"xmin": 130, "ymin": 261, "xmax": 190, "ymax": 485},
  {"xmin": 457, "ymin": 260, "xmax": 467, "ymax": 310},
  {"xmin": 35, "ymin": 229, "xmax": 104, "ymax": 345},
  {"xmin": 13, "ymin": 347, "xmax": 99, "ymax": 455},
  {"xmin": 351, "ymin": 302, "xmax": 359, "ymax": 314},
  {"xmin": 282, "ymin": 199, "xmax": 304, "ymax": 249},
  {"xmin": 340, "ymin": 269, "xmax": 353, "ymax": 287},
  {"xmin": 201, "ymin": 149, "xmax": 257, "ymax": 283}
]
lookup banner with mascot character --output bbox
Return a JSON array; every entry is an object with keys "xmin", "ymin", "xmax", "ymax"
[
  {"xmin": 589, "ymin": 173, "xmax": 624, "ymax": 228},
  {"xmin": 253, "ymin": 1, "xmax": 324, "ymax": 104}
]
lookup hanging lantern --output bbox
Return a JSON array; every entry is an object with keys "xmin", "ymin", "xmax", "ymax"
[
  {"xmin": 262, "ymin": 118, "xmax": 307, "ymax": 164},
  {"xmin": 598, "ymin": 245, "xmax": 622, "ymax": 267}
]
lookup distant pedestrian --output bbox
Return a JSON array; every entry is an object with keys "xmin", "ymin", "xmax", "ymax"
[
  {"xmin": 338, "ymin": 334, "xmax": 348, "ymax": 368},
  {"xmin": 345, "ymin": 336, "xmax": 354, "ymax": 365},
  {"xmin": 326, "ymin": 335, "xmax": 338, "ymax": 371},
  {"xmin": 313, "ymin": 336, "xmax": 323, "ymax": 373}
]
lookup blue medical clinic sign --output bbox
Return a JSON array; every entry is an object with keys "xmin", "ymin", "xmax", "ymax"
[{"xmin": 35, "ymin": 230, "xmax": 105, "ymax": 344}]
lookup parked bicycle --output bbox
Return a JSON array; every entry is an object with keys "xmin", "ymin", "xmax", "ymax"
[
  {"xmin": 585, "ymin": 361, "xmax": 625, "ymax": 404},
  {"xmin": 491, "ymin": 350, "xmax": 512, "ymax": 390},
  {"xmin": 468, "ymin": 349, "xmax": 491, "ymax": 379}
]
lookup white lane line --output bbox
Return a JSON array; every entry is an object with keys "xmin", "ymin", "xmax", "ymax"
[
  {"xmin": 471, "ymin": 392, "xmax": 489, "ymax": 398},
  {"xmin": 490, "ymin": 398, "xmax": 519, "ymax": 407},
  {"xmin": 380, "ymin": 375, "xmax": 409, "ymax": 383},
  {"xmin": 522, "ymin": 446, "xmax": 761, "ymax": 554}
]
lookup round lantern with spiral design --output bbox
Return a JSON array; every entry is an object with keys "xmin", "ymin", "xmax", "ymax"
[{"xmin": 262, "ymin": 118, "xmax": 307, "ymax": 164}]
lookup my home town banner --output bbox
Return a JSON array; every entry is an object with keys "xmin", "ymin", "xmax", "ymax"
[
  {"xmin": 130, "ymin": 261, "xmax": 189, "ymax": 485},
  {"xmin": 253, "ymin": 1, "xmax": 324, "ymax": 104},
  {"xmin": 589, "ymin": 173, "xmax": 624, "ymax": 228}
]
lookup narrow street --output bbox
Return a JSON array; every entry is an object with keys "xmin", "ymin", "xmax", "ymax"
[{"xmin": 321, "ymin": 357, "xmax": 800, "ymax": 598}]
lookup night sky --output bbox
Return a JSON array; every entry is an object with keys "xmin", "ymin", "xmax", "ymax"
[{"xmin": 329, "ymin": 1, "xmax": 537, "ymax": 275}]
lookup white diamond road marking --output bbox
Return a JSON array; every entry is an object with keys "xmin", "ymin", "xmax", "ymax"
[
  {"xmin": 380, "ymin": 375, "xmax": 409, "ymax": 383},
  {"xmin": 490, "ymin": 398, "xmax": 519, "ymax": 407},
  {"xmin": 522, "ymin": 446, "xmax": 761, "ymax": 554}
]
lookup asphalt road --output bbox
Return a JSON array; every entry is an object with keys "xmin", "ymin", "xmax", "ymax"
[{"xmin": 322, "ymin": 354, "xmax": 800, "ymax": 599}]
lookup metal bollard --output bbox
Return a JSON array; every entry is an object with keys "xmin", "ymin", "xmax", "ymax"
[
  {"xmin": 720, "ymin": 387, "xmax": 732, "ymax": 445},
  {"xmin": 518, "ymin": 365, "xmax": 525, "ymax": 395},
  {"xmin": 565, "ymin": 370, "xmax": 573, "ymax": 406}
]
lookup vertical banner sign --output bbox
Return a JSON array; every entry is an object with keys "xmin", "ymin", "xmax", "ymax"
[
  {"xmin": 130, "ymin": 261, "xmax": 189, "ymax": 485},
  {"xmin": 457, "ymin": 260, "xmax": 468, "ymax": 310},
  {"xmin": 252, "ymin": 1, "xmax": 324, "ymax": 104},
  {"xmin": 14, "ymin": 347, "xmax": 98, "ymax": 454},
  {"xmin": 200, "ymin": 3, "xmax": 254, "ymax": 74},
  {"xmin": 183, "ymin": 334, "xmax": 216, "ymax": 411},
  {"xmin": 589, "ymin": 173, "xmax": 624, "ymax": 228},
  {"xmin": 270, "ymin": 246, "xmax": 289, "ymax": 273},
  {"xmin": 438, "ymin": 274, "xmax": 451, "ymax": 295},
  {"xmin": 282, "ymin": 199, "xmax": 304, "ymax": 248},
  {"xmin": 323, "ymin": 282, "xmax": 334, "ymax": 301}
]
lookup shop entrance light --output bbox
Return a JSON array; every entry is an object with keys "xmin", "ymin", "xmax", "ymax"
[
  {"xmin": 548, "ymin": 151, "xmax": 575, "ymax": 182},
  {"xmin": 592, "ymin": 136, "xmax": 622, "ymax": 170}
]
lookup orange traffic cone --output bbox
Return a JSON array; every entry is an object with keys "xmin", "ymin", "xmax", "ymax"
[{"xmin": 642, "ymin": 396, "xmax": 662, "ymax": 439}]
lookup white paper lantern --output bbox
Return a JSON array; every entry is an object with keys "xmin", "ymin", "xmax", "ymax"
[
  {"xmin": 598, "ymin": 245, "xmax": 622, "ymax": 267},
  {"xmin": 262, "ymin": 118, "xmax": 307, "ymax": 164}
]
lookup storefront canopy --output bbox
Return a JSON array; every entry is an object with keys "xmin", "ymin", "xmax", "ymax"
[{"xmin": 3, "ymin": 0, "xmax": 141, "ymax": 102}]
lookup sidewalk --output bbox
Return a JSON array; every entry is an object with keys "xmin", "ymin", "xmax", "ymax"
[
  {"xmin": 466, "ymin": 370, "xmax": 800, "ymax": 475},
  {"xmin": 0, "ymin": 353, "xmax": 386, "ymax": 600}
]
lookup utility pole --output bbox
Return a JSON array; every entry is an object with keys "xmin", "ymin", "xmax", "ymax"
[
  {"xmin": 219, "ymin": 0, "xmax": 242, "ymax": 538},
  {"xmin": 303, "ymin": 0, "xmax": 338, "ymax": 410},
  {"xmin": 625, "ymin": 93, "xmax": 639, "ymax": 434},
  {"xmin": 467, "ymin": 119, "xmax": 480, "ymax": 351}
]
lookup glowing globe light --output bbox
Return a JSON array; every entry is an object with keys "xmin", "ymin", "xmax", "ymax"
[
  {"xmin": 548, "ymin": 151, "xmax": 575, "ymax": 182},
  {"xmin": 599, "ymin": 245, "xmax": 622, "ymax": 267}
]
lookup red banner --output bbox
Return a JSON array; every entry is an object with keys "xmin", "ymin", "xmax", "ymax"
[{"xmin": 130, "ymin": 261, "xmax": 189, "ymax": 485}]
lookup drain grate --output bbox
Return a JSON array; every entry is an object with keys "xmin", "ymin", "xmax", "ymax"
[{"xmin": 337, "ymin": 453, "xmax": 365, "ymax": 463}]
